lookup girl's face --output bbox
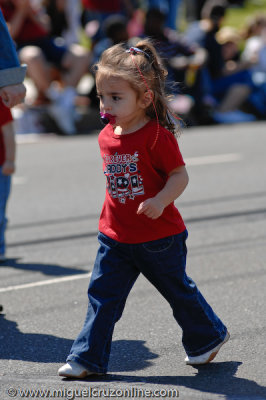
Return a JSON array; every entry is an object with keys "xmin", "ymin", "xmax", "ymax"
[{"xmin": 96, "ymin": 75, "xmax": 148, "ymax": 132}]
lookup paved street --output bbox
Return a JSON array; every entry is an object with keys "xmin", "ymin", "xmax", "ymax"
[{"xmin": 0, "ymin": 121, "xmax": 266, "ymax": 400}]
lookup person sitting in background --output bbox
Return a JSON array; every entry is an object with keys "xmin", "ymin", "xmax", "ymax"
[
  {"xmin": 216, "ymin": 26, "xmax": 258, "ymax": 76},
  {"xmin": 81, "ymin": 0, "xmax": 134, "ymax": 48},
  {"xmin": 43, "ymin": 0, "xmax": 82, "ymax": 46},
  {"xmin": 216, "ymin": 27, "xmax": 243, "ymax": 71},
  {"xmin": 86, "ymin": 14, "xmax": 130, "ymax": 109},
  {"xmin": 184, "ymin": 0, "xmax": 207, "ymax": 23},
  {"xmin": 146, "ymin": 0, "xmax": 182, "ymax": 31},
  {"xmin": 185, "ymin": 0, "xmax": 256, "ymax": 123},
  {"xmin": 0, "ymin": 0, "xmax": 90, "ymax": 135},
  {"xmin": 242, "ymin": 15, "xmax": 266, "ymax": 83},
  {"xmin": 241, "ymin": 14, "xmax": 266, "ymax": 118},
  {"xmin": 142, "ymin": 7, "xmax": 208, "ymax": 123},
  {"xmin": 92, "ymin": 15, "xmax": 129, "ymax": 63}
]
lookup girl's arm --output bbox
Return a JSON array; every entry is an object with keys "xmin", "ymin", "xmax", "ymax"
[
  {"xmin": 137, "ymin": 165, "xmax": 189, "ymax": 220},
  {"xmin": 2, "ymin": 121, "xmax": 16, "ymax": 175}
]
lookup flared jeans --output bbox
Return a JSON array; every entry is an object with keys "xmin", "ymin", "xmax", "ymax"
[{"xmin": 67, "ymin": 230, "xmax": 227, "ymax": 373}]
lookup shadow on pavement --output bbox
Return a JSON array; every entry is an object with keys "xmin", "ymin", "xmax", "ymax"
[
  {"xmin": 109, "ymin": 340, "xmax": 158, "ymax": 372},
  {"xmin": 99, "ymin": 362, "xmax": 266, "ymax": 399},
  {"xmin": 0, "ymin": 258, "xmax": 87, "ymax": 276},
  {"xmin": 0, "ymin": 314, "xmax": 72, "ymax": 363},
  {"xmin": 1, "ymin": 314, "xmax": 265, "ymax": 398},
  {"xmin": 0, "ymin": 315, "xmax": 157, "ymax": 372}
]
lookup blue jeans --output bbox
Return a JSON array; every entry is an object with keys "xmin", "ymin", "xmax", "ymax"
[
  {"xmin": 0, "ymin": 167, "xmax": 11, "ymax": 255},
  {"xmin": 0, "ymin": 9, "xmax": 20, "ymax": 70},
  {"xmin": 67, "ymin": 230, "xmax": 227, "ymax": 373},
  {"xmin": 212, "ymin": 70, "xmax": 255, "ymax": 100}
]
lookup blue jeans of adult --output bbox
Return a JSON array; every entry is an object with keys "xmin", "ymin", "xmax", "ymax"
[
  {"xmin": 67, "ymin": 230, "xmax": 227, "ymax": 373},
  {"xmin": 212, "ymin": 70, "xmax": 255, "ymax": 100},
  {"xmin": 0, "ymin": 167, "xmax": 11, "ymax": 256}
]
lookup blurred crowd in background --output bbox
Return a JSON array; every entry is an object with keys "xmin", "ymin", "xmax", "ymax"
[{"xmin": 1, "ymin": 0, "xmax": 266, "ymax": 134}]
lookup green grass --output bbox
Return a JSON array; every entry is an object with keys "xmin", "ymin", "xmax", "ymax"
[
  {"xmin": 224, "ymin": 0, "xmax": 266, "ymax": 29},
  {"xmin": 179, "ymin": 0, "xmax": 266, "ymax": 32}
]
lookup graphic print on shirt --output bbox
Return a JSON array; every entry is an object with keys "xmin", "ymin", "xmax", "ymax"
[{"xmin": 103, "ymin": 151, "xmax": 144, "ymax": 203}]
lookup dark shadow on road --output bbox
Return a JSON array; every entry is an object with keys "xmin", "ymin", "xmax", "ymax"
[
  {"xmin": 109, "ymin": 340, "xmax": 158, "ymax": 372},
  {"xmin": 66, "ymin": 342, "xmax": 266, "ymax": 398},
  {"xmin": 0, "ymin": 316, "xmax": 157, "ymax": 372},
  {"xmin": 1, "ymin": 317, "xmax": 265, "ymax": 399},
  {"xmin": 0, "ymin": 314, "xmax": 73, "ymax": 363},
  {"xmin": 88, "ymin": 362, "xmax": 266, "ymax": 399},
  {"xmin": 0, "ymin": 258, "xmax": 87, "ymax": 276}
]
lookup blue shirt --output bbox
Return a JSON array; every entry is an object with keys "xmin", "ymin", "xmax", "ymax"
[{"xmin": 0, "ymin": 9, "xmax": 26, "ymax": 87}]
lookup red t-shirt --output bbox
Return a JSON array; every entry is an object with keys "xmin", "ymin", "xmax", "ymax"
[
  {"xmin": 0, "ymin": 2, "xmax": 48, "ymax": 43},
  {"xmin": 0, "ymin": 100, "xmax": 13, "ymax": 166},
  {"xmin": 98, "ymin": 120, "xmax": 186, "ymax": 243}
]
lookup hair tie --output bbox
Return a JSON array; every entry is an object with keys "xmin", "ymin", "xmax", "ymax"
[{"xmin": 126, "ymin": 47, "xmax": 150, "ymax": 60}]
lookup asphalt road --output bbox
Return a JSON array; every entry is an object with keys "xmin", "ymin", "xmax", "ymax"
[{"xmin": 0, "ymin": 121, "xmax": 266, "ymax": 400}]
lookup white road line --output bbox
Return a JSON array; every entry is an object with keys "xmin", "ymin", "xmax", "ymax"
[
  {"xmin": 0, "ymin": 272, "xmax": 91, "ymax": 293},
  {"xmin": 186, "ymin": 153, "xmax": 242, "ymax": 166},
  {"xmin": 11, "ymin": 154, "xmax": 242, "ymax": 188},
  {"xmin": 2, "ymin": 152, "xmax": 241, "ymax": 293},
  {"xmin": 16, "ymin": 133, "xmax": 57, "ymax": 144}
]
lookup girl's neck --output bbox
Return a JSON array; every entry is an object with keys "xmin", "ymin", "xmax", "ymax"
[{"xmin": 114, "ymin": 117, "xmax": 150, "ymax": 135}]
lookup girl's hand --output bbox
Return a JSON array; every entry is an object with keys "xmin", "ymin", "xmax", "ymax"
[
  {"xmin": 137, "ymin": 197, "xmax": 165, "ymax": 220},
  {"xmin": 2, "ymin": 161, "xmax": 15, "ymax": 176},
  {"xmin": 137, "ymin": 166, "xmax": 189, "ymax": 220}
]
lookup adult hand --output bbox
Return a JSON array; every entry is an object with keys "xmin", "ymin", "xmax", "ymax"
[{"xmin": 0, "ymin": 83, "xmax": 26, "ymax": 108}]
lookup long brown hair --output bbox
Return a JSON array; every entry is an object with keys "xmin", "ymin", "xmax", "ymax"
[{"xmin": 93, "ymin": 39, "xmax": 180, "ymax": 135}]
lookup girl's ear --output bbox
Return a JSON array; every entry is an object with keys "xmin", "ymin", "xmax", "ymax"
[{"xmin": 141, "ymin": 89, "xmax": 153, "ymax": 108}]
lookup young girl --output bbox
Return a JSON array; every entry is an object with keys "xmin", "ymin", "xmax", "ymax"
[
  {"xmin": 58, "ymin": 39, "xmax": 229, "ymax": 378},
  {"xmin": 0, "ymin": 100, "xmax": 16, "ymax": 262}
]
